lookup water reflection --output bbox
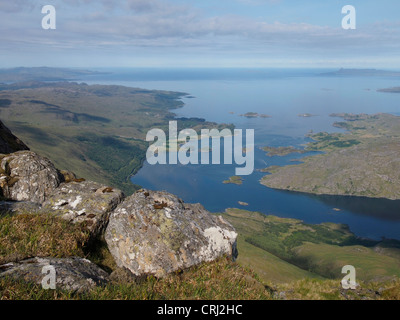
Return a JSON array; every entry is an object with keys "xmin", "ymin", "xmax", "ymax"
[{"xmin": 310, "ymin": 193, "xmax": 400, "ymax": 221}]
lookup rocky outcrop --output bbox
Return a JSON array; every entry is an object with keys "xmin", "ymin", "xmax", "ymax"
[
  {"xmin": 0, "ymin": 120, "xmax": 29, "ymax": 154},
  {"xmin": 41, "ymin": 180, "xmax": 124, "ymax": 238},
  {"xmin": 0, "ymin": 149, "xmax": 124, "ymax": 238},
  {"xmin": 105, "ymin": 189, "xmax": 238, "ymax": 278},
  {"xmin": 0, "ymin": 151, "xmax": 62, "ymax": 203},
  {"xmin": 0, "ymin": 257, "xmax": 109, "ymax": 292},
  {"xmin": 0, "ymin": 124, "xmax": 239, "ymax": 286}
]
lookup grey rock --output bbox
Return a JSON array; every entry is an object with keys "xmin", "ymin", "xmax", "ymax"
[
  {"xmin": 0, "ymin": 257, "xmax": 109, "ymax": 292},
  {"xmin": 41, "ymin": 180, "xmax": 124, "ymax": 238},
  {"xmin": 105, "ymin": 189, "xmax": 238, "ymax": 278},
  {"xmin": 0, "ymin": 151, "xmax": 61, "ymax": 203}
]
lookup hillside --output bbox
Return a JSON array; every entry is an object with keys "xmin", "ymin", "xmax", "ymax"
[
  {"xmin": 222, "ymin": 208, "xmax": 400, "ymax": 283},
  {"xmin": 221, "ymin": 208, "xmax": 400, "ymax": 299},
  {"xmin": 0, "ymin": 81, "xmax": 231, "ymax": 195}
]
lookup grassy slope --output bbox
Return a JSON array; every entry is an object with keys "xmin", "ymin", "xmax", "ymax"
[
  {"xmin": 1, "ymin": 210, "xmax": 399, "ymax": 300},
  {"xmin": 0, "ymin": 212, "xmax": 270, "ymax": 300},
  {"xmin": 221, "ymin": 208, "xmax": 400, "ymax": 284},
  {"xmin": 221, "ymin": 209, "xmax": 322, "ymax": 284},
  {"xmin": 294, "ymin": 242, "xmax": 400, "ymax": 282}
]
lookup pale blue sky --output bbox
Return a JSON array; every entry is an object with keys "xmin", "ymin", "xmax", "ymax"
[{"xmin": 1, "ymin": 0, "xmax": 400, "ymax": 68}]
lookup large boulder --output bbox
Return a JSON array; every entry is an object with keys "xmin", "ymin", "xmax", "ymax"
[
  {"xmin": 0, "ymin": 151, "xmax": 62, "ymax": 203},
  {"xmin": 41, "ymin": 180, "xmax": 124, "ymax": 238},
  {"xmin": 105, "ymin": 189, "xmax": 238, "ymax": 278},
  {"xmin": 0, "ymin": 257, "xmax": 109, "ymax": 292}
]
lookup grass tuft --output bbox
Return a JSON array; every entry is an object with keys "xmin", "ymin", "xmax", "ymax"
[{"xmin": 0, "ymin": 213, "xmax": 90, "ymax": 264}]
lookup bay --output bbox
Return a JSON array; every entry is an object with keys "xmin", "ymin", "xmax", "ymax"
[{"xmin": 81, "ymin": 68, "xmax": 400, "ymax": 240}]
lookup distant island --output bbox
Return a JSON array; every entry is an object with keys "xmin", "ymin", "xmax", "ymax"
[
  {"xmin": 298, "ymin": 113, "xmax": 317, "ymax": 117},
  {"xmin": 223, "ymin": 176, "xmax": 243, "ymax": 185},
  {"xmin": 240, "ymin": 112, "xmax": 271, "ymax": 118},
  {"xmin": 261, "ymin": 113, "xmax": 400, "ymax": 200},
  {"xmin": 377, "ymin": 87, "xmax": 400, "ymax": 93},
  {"xmin": 320, "ymin": 68, "xmax": 400, "ymax": 77}
]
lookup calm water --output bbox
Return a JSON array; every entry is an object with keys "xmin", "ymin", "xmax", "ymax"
[{"xmin": 81, "ymin": 68, "xmax": 400, "ymax": 240}]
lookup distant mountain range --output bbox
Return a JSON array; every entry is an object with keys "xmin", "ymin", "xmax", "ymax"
[
  {"xmin": 0, "ymin": 67, "xmax": 106, "ymax": 82},
  {"xmin": 320, "ymin": 68, "xmax": 400, "ymax": 77}
]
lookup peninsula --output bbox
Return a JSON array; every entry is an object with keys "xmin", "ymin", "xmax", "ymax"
[
  {"xmin": 262, "ymin": 146, "xmax": 307, "ymax": 157},
  {"xmin": 261, "ymin": 113, "xmax": 400, "ymax": 200}
]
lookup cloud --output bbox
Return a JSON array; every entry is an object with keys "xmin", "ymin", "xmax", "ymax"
[
  {"xmin": 0, "ymin": 0, "xmax": 37, "ymax": 13},
  {"xmin": 1, "ymin": 0, "xmax": 400, "ymax": 67}
]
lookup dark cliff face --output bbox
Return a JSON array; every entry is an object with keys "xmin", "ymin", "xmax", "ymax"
[{"xmin": 0, "ymin": 120, "xmax": 29, "ymax": 154}]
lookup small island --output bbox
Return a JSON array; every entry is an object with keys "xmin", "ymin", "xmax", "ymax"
[
  {"xmin": 377, "ymin": 87, "xmax": 400, "ymax": 93},
  {"xmin": 240, "ymin": 112, "xmax": 271, "ymax": 119},
  {"xmin": 298, "ymin": 113, "xmax": 317, "ymax": 118},
  {"xmin": 223, "ymin": 176, "xmax": 243, "ymax": 185},
  {"xmin": 320, "ymin": 68, "xmax": 400, "ymax": 77}
]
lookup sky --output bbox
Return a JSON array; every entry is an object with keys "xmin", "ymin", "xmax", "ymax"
[{"xmin": 1, "ymin": 0, "xmax": 400, "ymax": 68}]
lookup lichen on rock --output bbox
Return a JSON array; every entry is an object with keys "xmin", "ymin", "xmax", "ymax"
[
  {"xmin": 40, "ymin": 180, "xmax": 124, "ymax": 238},
  {"xmin": 0, "ymin": 257, "xmax": 109, "ymax": 292},
  {"xmin": 105, "ymin": 189, "xmax": 238, "ymax": 278},
  {"xmin": 0, "ymin": 151, "xmax": 62, "ymax": 203}
]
